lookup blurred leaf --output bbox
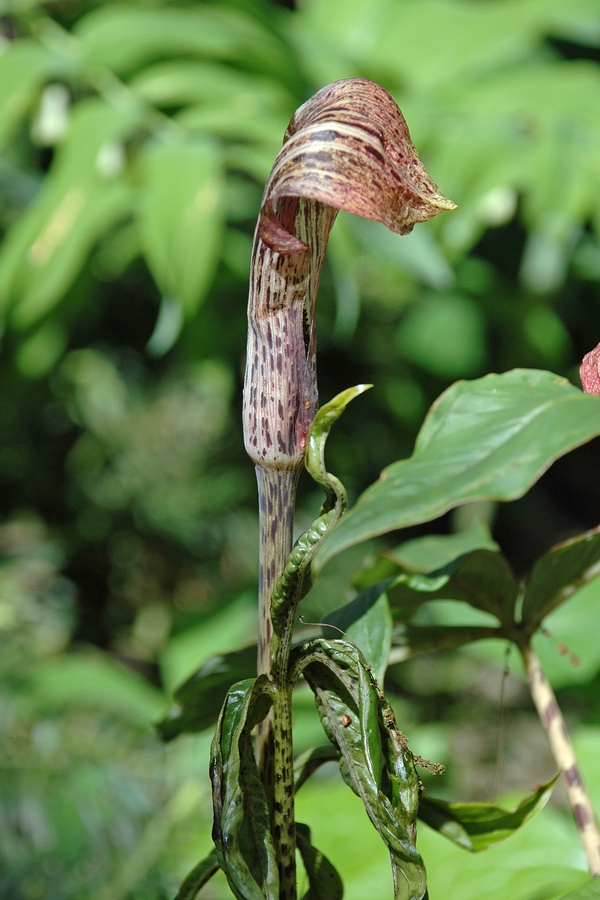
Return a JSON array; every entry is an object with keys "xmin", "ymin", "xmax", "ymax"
[
  {"xmin": 559, "ymin": 880, "xmax": 600, "ymax": 899},
  {"xmin": 324, "ymin": 585, "xmax": 392, "ymax": 686},
  {"xmin": 522, "ymin": 527, "xmax": 600, "ymax": 633},
  {"xmin": 0, "ymin": 99, "xmax": 137, "ymax": 329},
  {"xmin": 211, "ymin": 676, "xmax": 277, "ymax": 900},
  {"xmin": 174, "ymin": 849, "xmax": 220, "ymax": 900},
  {"xmin": 30, "ymin": 650, "xmax": 166, "ymax": 723},
  {"xmin": 389, "ymin": 624, "xmax": 500, "ymax": 664},
  {"xmin": 294, "ymin": 745, "xmax": 339, "ymax": 793},
  {"xmin": 296, "ymin": 638, "xmax": 426, "ymax": 900},
  {"xmin": 0, "ymin": 39, "xmax": 75, "ymax": 148},
  {"xmin": 316, "ymin": 371, "xmax": 600, "ymax": 567},
  {"xmin": 75, "ymin": 4, "xmax": 292, "ymax": 79},
  {"xmin": 296, "ymin": 822, "xmax": 344, "ymax": 900},
  {"xmin": 138, "ymin": 138, "xmax": 224, "ymax": 323},
  {"xmin": 418, "ymin": 775, "xmax": 559, "ymax": 852},
  {"xmin": 157, "ymin": 644, "xmax": 256, "ymax": 741},
  {"xmin": 389, "ymin": 550, "xmax": 518, "ymax": 629},
  {"xmin": 389, "ymin": 521, "xmax": 499, "ymax": 573}
]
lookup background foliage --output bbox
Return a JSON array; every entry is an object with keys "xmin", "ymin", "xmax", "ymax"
[{"xmin": 2, "ymin": 0, "xmax": 600, "ymax": 897}]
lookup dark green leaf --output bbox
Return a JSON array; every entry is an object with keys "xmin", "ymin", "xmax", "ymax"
[
  {"xmin": 316, "ymin": 371, "xmax": 600, "ymax": 568},
  {"xmin": 211, "ymin": 676, "xmax": 277, "ymax": 900},
  {"xmin": 558, "ymin": 880, "xmax": 600, "ymax": 899},
  {"xmin": 296, "ymin": 822, "xmax": 344, "ymax": 900},
  {"xmin": 294, "ymin": 745, "xmax": 339, "ymax": 794},
  {"xmin": 418, "ymin": 774, "xmax": 559, "ymax": 852},
  {"xmin": 522, "ymin": 526, "xmax": 600, "ymax": 632},
  {"xmin": 389, "ymin": 521, "xmax": 499, "ymax": 573},
  {"xmin": 293, "ymin": 638, "xmax": 426, "ymax": 900},
  {"xmin": 389, "ymin": 624, "xmax": 500, "ymax": 664},
  {"xmin": 324, "ymin": 584, "xmax": 392, "ymax": 685},
  {"xmin": 174, "ymin": 849, "xmax": 220, "ymax": 900},
  {"xmin": 156, "ymin": 644, "xmax": 256, "ymax": 741},
  {"xmin": 389, "ymin": 550, "xmax": 518, "ymax": 628}
]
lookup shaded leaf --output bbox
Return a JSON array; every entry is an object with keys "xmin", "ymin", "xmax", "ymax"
[
  {"xmin": 418, "ymin": 774, "xmax": 559, "ymax": 852},
  {"xmin": 389, "ymin": 624, "xmax": 500, "ymax": 665},
  {"xmin": 138, "ymin": 138, "xmax": 224, "ymax": 323},
  {"xmin": 316, "ymin": 371, "xmax": 600, "ymax": 568},
  {"xmin": 558, "ymin": 879, "xmax": 600, "ymax": 899},
  {"xmin": 389, "ymin": 550, "xmax": 518, "ymax": 628},
  {"xmin": 293, "ymin": 638, "xmax": 426, "ymax": 900},
  {"xmin": 324, "ymin": 584, "xmax": 393, "ymax": 686},
  {"xmin": 156, "ymin": 644, "xmax": 256, "ymax": 741},
  {"xmin": 522, "ymin": 526, "xmax": 600, "ymax": 633},
  {"xmin": 294, "ymin": 745, "xmax": 339, "ymax": 794},
  {"xmin": 174, "ymin": 849, "xmax": 220, "ymax": 900},
  {"xmin": 211, "ymin": 676, "xmax": 277, "ymax": 900},
  {"xmin": 296, "ymin": 822, "xmax": 344, "ymax": 900},
  {"xmin": 388, "ymin": 520, "xmax": 499, "ymax": 574}
]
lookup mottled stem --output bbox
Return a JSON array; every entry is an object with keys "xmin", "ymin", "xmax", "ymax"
[{"xmin": 521, "ymin": 644, "xmax": 600, "ymax": 876}]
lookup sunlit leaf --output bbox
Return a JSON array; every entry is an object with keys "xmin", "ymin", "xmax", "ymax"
[
  {"xmin": 389, "ymin": 520, "xmax": 499, "ymax": 573},
  {"xmin": 211, "ymin": 676, "xmax": 277, "ymax": 900},
  {"xmin": 156, "ymin": 644, "xmax": 256, "ymax": 741},
  {"xmin": 522, "ymin": 527, "xmax": 600, "ymax": 633},
  {"xmin": 296, "ymin": 822, "xmax": 344, "ymax": 900},
  {"xmin": 138, "ymin": 138, "xmax": 224, "ymax": 321},
  {"xmin": 293, "ymin": 638, "xmax": 426, "ymax": 900},
  {"xmin": 418, "ymin": 775, "xmax": 559, "ymax": 852},
  {"xmin": 316, "ymin": 371, "xmax": 600, "ymax": 568},
  {"xmin": 174, "ymin": 849, "xmax": 220, "ymax": 900},
  {"xmin": 324, "ymin": 584, "xmax": 392, "ymax": 686}
]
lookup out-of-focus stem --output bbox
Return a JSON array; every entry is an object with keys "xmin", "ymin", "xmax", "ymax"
[{"xmin": 521, "ymin": 644, "xmax": 600, "ymax": 876}]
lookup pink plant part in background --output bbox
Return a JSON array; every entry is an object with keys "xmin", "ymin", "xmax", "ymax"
[{"xmin": 580, "ymin": 344, "xmax": 600, "ymax": 395}]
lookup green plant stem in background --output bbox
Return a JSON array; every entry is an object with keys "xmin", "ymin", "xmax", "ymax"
[{"xmin": 521, "ymin": 644, "xmax": 600, "ymax": 877}]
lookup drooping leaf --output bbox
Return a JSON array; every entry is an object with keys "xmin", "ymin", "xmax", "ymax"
[
  {"xmin": 389, "ymin": 520, "xmax": 499, "ymax": 573},
  {"xmin": 296, "ymin": 822, "xmax": 344, "ymax": 900},
  {"xmin": 521, "ymin": 526, "xmax": 600, "ymax": 633},
  {"xmin": 316, "ymin": 371, "xmax": 600, "ymax": 568},
  {"xmin": 418, "ymin": 774, "xmax": 559, "ymax": 852},
  {"xmin": 324, "ymin": 584, "xmax": 393, "ymax": 686},
  {"xmin": 389, "ymin": 550, "xmax": 519, "ymax": 629},
  {"xmin": 174, "ymin": 849, "xmax": 220, "ymax": 900},
  {"xmin": 156, "ymin": 644, "xmax": 256, "ymax": 741},
  {"xmin": 293, "ymin": 638, "xmax": 426, "ymax": 900},
  {"xmin": 138, "ymin": 138, "xmax": 224, "ymax": 325},
  {"xmin": 211, "ymin": 676, "xmax": 277, "ymax": 900},
  {"xmin": 0, "ymin": 99, "xmax": 137, "ymax": 329}
]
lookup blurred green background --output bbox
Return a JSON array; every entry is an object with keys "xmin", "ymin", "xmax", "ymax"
[{"xmin": 2, "ymin": 0, "xmax": 600, "ymax": 897}]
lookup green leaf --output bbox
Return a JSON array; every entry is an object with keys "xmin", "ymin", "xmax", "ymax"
[
  {"xmin": 0, "ymin": 39, "xmax": 75, "ymax": 148},
  {"xmin": 296, "ymin": 823, "xmax": 344, "ymax": 900},
  {"xmin": 418, "ymin": 774, "xmax": 559, "ymax": 852},
  {"xmin": 211, "ymin": 676, "xmax": 277, "ymax": 900},
  {"xmin": 156, "ymin": 644, "xmax": 256, "ymax": 741},
  {"xmin": 389, "ymin": 520, "xmax": 499, "ymax": 573},
  {"xmin": 294, "ymin": 745, "xmax": 339, "ymax": 793},
  {"xmin": 0, "ymin": 99, "xmax": 137, "ymax": 329},
  {"xmin": 316, "ymin": 371, "xmax": 600, "ymax": 568},
  {"xmin": 389, "ymin": 624, "xmax": 500, "ymax": 664},
  {"xmin": 522, "ymin": 526, "xmax": 600, "ymax": 633},
  {"xmin": 174, "ymin": 849, "xmax": 220, "ymax": 900},
  {"xmin": 293, "ymin": 638, "xmax": 426, "ymax": 900},
  {"xmin": 389, "ymin": 550, "xmax": 518, "ymax": 629},
  {"xmin": 558, "ymin": 879, "xmax": 600, "ymax": 899},
  {"xmin": 324, "ymin": 584, "xmax": 393, "ymax": 686},
  {"xmin": 138, "ymin": 138, "xmax": 224, "ymax": 322}
]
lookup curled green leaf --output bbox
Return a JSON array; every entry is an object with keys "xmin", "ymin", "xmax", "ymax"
[
  {"xmin": 174, "ymin": 849, "xmax": 220, "ymax": 900},
  {"xmin": 296, "ymin": 822, "xmax": 344, "ymax": 900}
]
